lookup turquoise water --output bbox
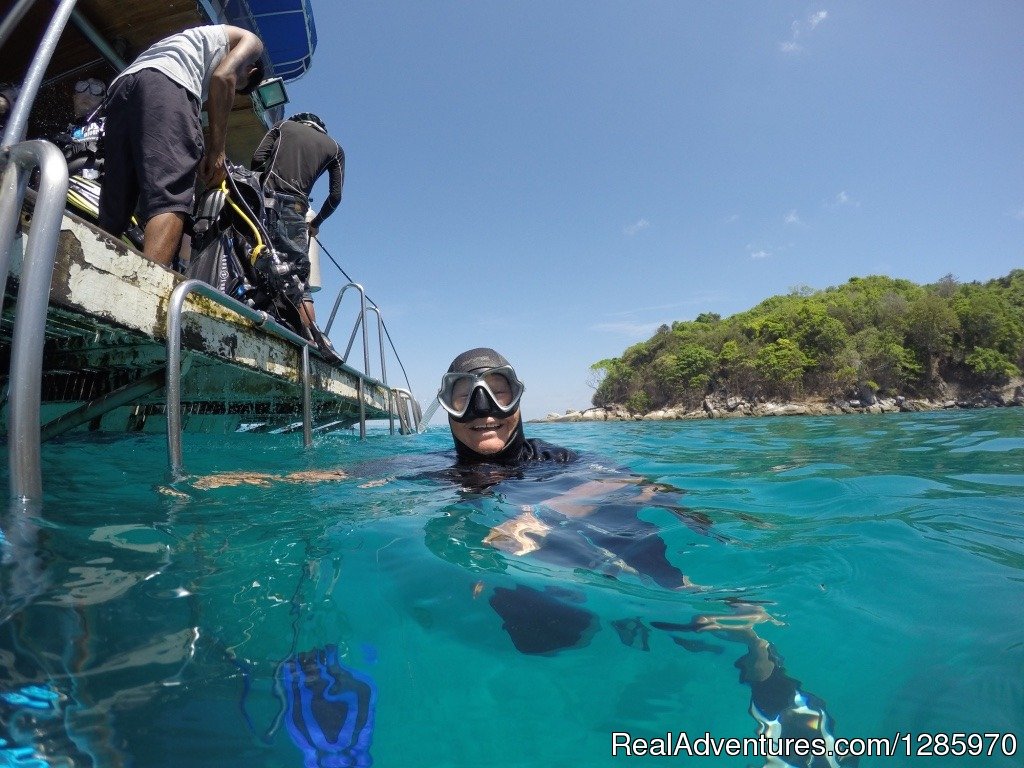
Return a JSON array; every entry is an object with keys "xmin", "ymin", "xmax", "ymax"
[{"xmin": 0, "ymin": 410, "xmax": 1022, "ymax": 767}]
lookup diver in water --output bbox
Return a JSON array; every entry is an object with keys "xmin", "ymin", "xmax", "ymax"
[
  {"xmin": 439, "ymin": 346, "xmax": 573, "ymax": 466},
  {"xmin": 429, "ymin": 347, "xmax": 853, "ymax": 768},
  {"xmin": 192, "ymin": 347, "xmax": 852, "ymax": 767}
]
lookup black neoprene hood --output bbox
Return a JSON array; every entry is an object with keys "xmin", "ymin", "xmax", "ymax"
[
  {"xmin": 447, "ymin": 347, "xmax": 510, "ymax": 374},
  {"xmin": 446, "ymin": 348, "xmax": 528, "ymax": 464}
]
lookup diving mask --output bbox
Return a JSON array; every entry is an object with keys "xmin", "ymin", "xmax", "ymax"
[
  {"xmin": 437, "ymin": 365, "xmax": 525, "ymax": 420},
  {"xmin": 74, "ymin": 78, "xmax": 105, "ymax": 96}
]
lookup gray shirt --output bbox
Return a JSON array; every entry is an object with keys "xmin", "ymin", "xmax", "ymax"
[{"xmin": 114, "ymin": 25, "xmax": 228, "ymax": 102}]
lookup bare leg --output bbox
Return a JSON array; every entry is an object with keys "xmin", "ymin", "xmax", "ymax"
[{"xmin": 143, "ymin": 211, "xmax": 186, "ymax": 267}]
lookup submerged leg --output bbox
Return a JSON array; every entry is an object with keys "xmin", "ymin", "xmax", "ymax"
[
  {"xmin": 488, "ymin": 584, "xmax": 598, "ymax": 655},
  {"xmin": 653, "ymin": 604, "xmax": 855, "ymax": 768}
]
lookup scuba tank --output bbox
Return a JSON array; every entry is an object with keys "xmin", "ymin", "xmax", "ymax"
[
  {"xmin": 187, "ymin": 165, "xmax": 307, "ymax": 342},
  {"xmin": 305, "ymin": 207, "xmax": 322, "ymax": 293}
]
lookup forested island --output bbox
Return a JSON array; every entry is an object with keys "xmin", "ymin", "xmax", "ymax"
[{"xmin": 552, "ymin": 271, "xmax": 1024, "ymax": 422}]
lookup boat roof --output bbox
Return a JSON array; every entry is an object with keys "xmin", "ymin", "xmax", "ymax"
[
  {"xmin": 0, "ymin": 0, "xmax": 318, "ymax": 160},
  {"xmin": 220, "ymin": 0, "xmax": 318, "ymax": 82}
]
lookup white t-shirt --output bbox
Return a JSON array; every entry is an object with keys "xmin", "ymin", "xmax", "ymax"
[{"xmin": 114, "ymin": 25, "xmax": 229, "ymax": 102}]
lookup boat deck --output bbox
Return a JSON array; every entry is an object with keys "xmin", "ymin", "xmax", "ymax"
[{"xmin": 1, "ymin": 211, "xmax": 393, "ymax": 436}]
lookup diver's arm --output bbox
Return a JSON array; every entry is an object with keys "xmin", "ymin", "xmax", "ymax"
[
  {"xmin": 483, "ymin": 477, "xmax": 670, "ymax": 553},
  {"xmin": 481, "ymin": 478, "xmax": 634, "ymax": 554},
  {"xmin": 200, "ymin": 27, "xmax": 264, "ymax": 186},
  {"xmin": 539, "ymin": 478, "xmax": 634, "ymax": 517},
  {"xmin": 310, "ymin": 146, "xmax": 344, "ymax": 229}
]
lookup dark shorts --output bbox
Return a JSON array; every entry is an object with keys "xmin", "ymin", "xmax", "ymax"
[
  {"xmin": 267, "ymin": 193, "xmax": 312, "ymax": 301},
  {"xmin": 98, "ymin": 69, "xmax": 203, "ymax": 234}
]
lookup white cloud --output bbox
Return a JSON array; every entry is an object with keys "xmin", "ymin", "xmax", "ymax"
[
  {"xmin": 750, "ymin": 249, "xmax": 771, "ymax": 260},
  {"xmin": 623, "ymin": 218, "xmax": 650, "ymax": 236},
  {"xmin": 723, "ymin": 213, "xmax": 740, "ymax": 223},
  {"xmin": 827, "ymin": 190, "xmax": 860, "ymax": 208},
  {"xmin": 780, "ymin": 9, "xmax": 828, "ymax": 54},
  {"xmin": 784, "ymin": 209, "xmax": 802, "ymax": 225},
  {"xmin": 1013, "ymin": 206, "xmax": 1024, "ymax": 221}
]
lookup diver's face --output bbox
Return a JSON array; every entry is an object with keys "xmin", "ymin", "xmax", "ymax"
[
  {"xmin": 72, "ymin": 91, "xmax": 102, "ymax": 120},
  {"xmin": 449, "ymin": 409, "xmax": 520, "ymax": 455}
]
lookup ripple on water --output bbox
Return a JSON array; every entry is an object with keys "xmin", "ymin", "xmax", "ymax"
[{"xmin": 0, "ymin": 411, "xmax": 1020, "ymax": 767}]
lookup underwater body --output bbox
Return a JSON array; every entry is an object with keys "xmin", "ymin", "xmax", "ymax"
[{"xmin": 0, "ymin": 409, "xmax": 1021, "ymax": 766}]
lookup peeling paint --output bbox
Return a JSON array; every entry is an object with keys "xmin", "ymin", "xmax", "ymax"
[{"xmin": 2, "ymin": 214, "xmax": 397, "ymax": 430}]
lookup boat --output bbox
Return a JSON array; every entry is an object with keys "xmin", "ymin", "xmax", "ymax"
[{"xmin": 0, "ymin": 0, "xmax": 421, "ymax": 499}]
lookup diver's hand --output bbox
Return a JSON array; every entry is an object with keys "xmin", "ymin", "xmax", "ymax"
[
  {"xmin": 199, "ymin": 150, "xmax": 227, "ymax": 187},
  {"xmin": 483, "ymin": 507, "xmax": 551, "ymax": 555}
]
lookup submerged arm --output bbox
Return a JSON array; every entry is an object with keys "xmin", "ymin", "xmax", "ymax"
[{"xmin": 191, "ymin": 469, "xmax": 348, "ymax": 489}]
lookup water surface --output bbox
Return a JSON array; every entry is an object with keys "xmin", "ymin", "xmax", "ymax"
[{"xmin": 1, "ymin": 409, "xmax": 1021, "ymax": 766}]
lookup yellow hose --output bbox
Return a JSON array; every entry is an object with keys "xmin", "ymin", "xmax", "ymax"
[{"xmin": 220, "ymin": 180, "xmax": 266, "ymax": 264}]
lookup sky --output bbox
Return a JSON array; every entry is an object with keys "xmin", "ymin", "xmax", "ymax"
[{"xmin": 284, "ymin": 1, "xmax": 1024, "ymax": 422}]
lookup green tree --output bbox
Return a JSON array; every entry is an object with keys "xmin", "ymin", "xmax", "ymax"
[
  {"xmin": 755, "ymin": 339, "xmax": 811, "ymax": 397},
  {"xmin": 906, "ymin": 292, "xmax": 959, "ymax": 381},
  {"xmin": 591, "ymin": 358, "xmax": 631, "ymax": 406},
  {"xmin": 675, "ymin": 345, "xmax": 717, "ymax": 390},
  {"xmin": 955, "ymin": 287, "xmax": 1024, "ymax": 358},
  {"xmin": 859, "ymin": 328, "xmax": 922, "ymax": 392},
  {"xmin": 626, "ymin": 391, "xmax": 652, "ymax": 415},
  {"xmin": 964, "ymin": 347, "xmax": 1020, "ymax": 384}
]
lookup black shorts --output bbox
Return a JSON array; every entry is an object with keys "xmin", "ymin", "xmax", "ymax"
[{"xmin": 98, "ymin": 69, "xmax": 203, "ymax": 234}]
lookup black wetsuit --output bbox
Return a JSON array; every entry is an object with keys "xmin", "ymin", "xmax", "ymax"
[
  {"xmin": 440, "ymin": 428, "xmax": 852, "ymax": 766},
  {"xmin": 250, "ymin": 119, "xmax": 344, "ymax": 228}
]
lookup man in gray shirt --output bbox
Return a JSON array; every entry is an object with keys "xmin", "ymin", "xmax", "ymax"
[{"xmin": 99, "ymin": 25, "xmax": 264, "ymax": 267}]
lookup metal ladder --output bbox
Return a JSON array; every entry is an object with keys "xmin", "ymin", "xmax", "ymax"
[
  {"xmin": 0, "ymin": 0, "xmax": 423, "ymax": 498},
  {"xmin": 0, "ymin": 0, "xmax": 78, "ymax": 500},
  {"xmin": 323, "ymin": 281, "xmax": 422, "ymax": 437}
]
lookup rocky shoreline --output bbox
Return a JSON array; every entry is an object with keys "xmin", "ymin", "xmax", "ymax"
[{"xmin": 534, "ymin": 381, "xmax": 1024, "ymax": 423}]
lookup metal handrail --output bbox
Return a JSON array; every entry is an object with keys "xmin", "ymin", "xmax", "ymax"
[
  {"xmin": 1, "ymin": 0, "xmax": 80, "ymax": 149},
  {"xmin": 0, "ymin": 0, "xmax": 39, "ymax": 51},
  {"xmin": 390, "ymin": 387, "xmax": 422, "ymax": 434},
  {"xmin": 313, "ymin": 235, "xmax": 421, "ymax": 426},
  {"xmin": 323, "ymin": 282, "xmax": 372, "ymax": 437},
  {"xmin": 364, "ymin": 305, "xmax": 394, "ymax": 434},
  {"xmin": 0, "ymin": 141, "xmax": 70, "ymax": 500},
  {"xmin": 165, "ymin": 279, "xmax": 321, "ymax": 477}
]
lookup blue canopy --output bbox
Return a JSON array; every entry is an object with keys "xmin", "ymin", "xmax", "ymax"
[{"xmin": 218, "ymin": 0, "xmax": 318, "ymax": 81}]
